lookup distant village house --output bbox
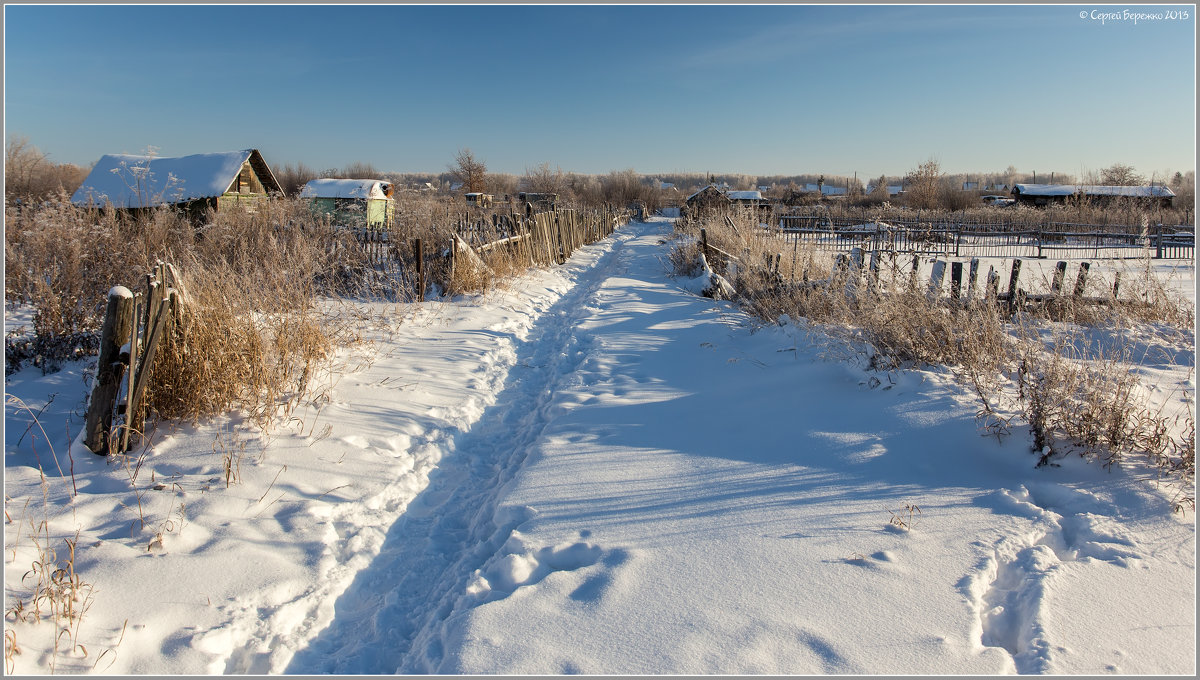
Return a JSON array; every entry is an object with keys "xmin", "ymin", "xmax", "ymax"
[{"xmin": 465, "ymin": 192, "xmax": 494, "ymax": 208}]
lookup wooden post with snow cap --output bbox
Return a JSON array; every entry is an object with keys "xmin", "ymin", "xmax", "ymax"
[{"xmin": 84, "ymin": 286, "xmax": 135, "ymax": 454}]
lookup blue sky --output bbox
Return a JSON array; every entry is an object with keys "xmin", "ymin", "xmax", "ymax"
[{"xmin": 3, "ymin": 3, "xmax": 1195, "ymax": 180}]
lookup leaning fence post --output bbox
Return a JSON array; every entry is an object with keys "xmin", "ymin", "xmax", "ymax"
[
  {"xmin": 701, "ymin": 228, "xmax": 710, "ymax": 260},
  {"xmin": 84, "ymin": 287, "xmax": 135, "ymax": 454}
]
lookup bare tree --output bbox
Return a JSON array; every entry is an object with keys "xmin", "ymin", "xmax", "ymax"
[
  {"xmin": 1100, "ymin": 163, "xmax": 1147, "ymax": 186},
  {"xmin": 275, "ymin": 162, "xmax": 319, "ymax": 196},
  {"xmin": 6, "ymin": 136, "xmax": 48, "ymax": 198},
  {"xmin": 5, "ymin": 136, "xmax": 89, "ymax": 201},
  {"xmin": 902, "ymin": 158, "xmax": 944, "ymax": 210},
  {"xmin": 524, "ymin": 162, "xmax": 568, "ymax": 196},
  {"xmin": 340, "ymin": 161, "xmax": 382, "ymax": 179},
  {"xmin": 448, "ymin": 148, "xmax": 488, "ymax": 193}
]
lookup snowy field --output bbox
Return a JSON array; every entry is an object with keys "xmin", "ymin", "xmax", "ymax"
[{"xmin": 3, "ymin": 218, "xmax": 1195, "ymax": 674}]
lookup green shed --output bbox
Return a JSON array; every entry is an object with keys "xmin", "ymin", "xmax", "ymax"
[{"xmin": 300, "ymin": 178, "xmax": 396, "ymax": 229}]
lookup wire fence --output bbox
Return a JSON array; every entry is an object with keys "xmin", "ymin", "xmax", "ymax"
[{"xmin": 776, "ymin": 215, "xmax": 1195, "ymax": 260}]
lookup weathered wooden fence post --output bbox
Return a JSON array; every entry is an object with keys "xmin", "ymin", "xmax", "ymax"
[
  {"xmin": 1050, "ymin": 261, "xmax": 1067, "ymax": 296},
  {"xmin": 413, "ymin": 238, "xmax": 425, "ymax": 302},
  {"xmin": 1073, "ymin": 262, "xmax": 1090, "ymax": 298},
  {"xmin": 701, "ymin": 228, "xmax": 710, "ymax": 262},
  {"xmin": 84, "ymin": 287, "xmax": 135, "ymax": 454},
  {"xmin": 1007, "ymin": 259, "xmax": 1023, "ymax": 313}
]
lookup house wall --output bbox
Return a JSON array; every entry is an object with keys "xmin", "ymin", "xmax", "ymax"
[{"xmin": 309, "ymin": 197, "xmax": 394, "ymax": 228}]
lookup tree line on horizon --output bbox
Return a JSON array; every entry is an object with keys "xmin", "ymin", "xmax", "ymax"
[{"xmin": 5, "ymin": 137, "xmax": 1195, "ymax": 216}]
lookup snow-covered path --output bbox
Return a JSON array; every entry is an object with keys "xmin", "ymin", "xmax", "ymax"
[
  {"xmin": 4, "ymin": 219, "xmax": 1193, "ymax": 675},
  {"xmin": 292, "ymin": 219, "xmax": 1194, "ymax": 674}
]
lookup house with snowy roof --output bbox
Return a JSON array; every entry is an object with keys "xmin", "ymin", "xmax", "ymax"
[
  {"xmin": 300, "ymin": 178, "xmax": 395, "ymax": 229},
  {"xmin": 70, "ymin": 149, "xmax": 281, "ymax": 216},
  {"xmin": 684, "ymin": 185, "xmax": 766, "ymax": 217},
  {"xmin": 803, "ymin": 183, "xmax": 847, "ymax": 196},
  {"xmin": 1011, "ymin": 183, "xmax": 1175, "ymax": 208}
]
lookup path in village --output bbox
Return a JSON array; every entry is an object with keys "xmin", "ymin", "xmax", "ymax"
[{"xmin": 275, "ymin": 218, "xmax": 1193, "ymax": 674}]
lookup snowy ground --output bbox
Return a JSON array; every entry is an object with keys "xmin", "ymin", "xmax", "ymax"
[{"xmin": 3, "ymin": 217, "xmax": 1195, "ymax": 674}]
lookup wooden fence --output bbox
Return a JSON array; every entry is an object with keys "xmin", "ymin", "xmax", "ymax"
[
  {"xmin": 84, "ymin": 263, "xmax": 186, "ymax": 455},
  {"xmin": 701, "ymin": 228, "xmax": 1161, "ymax": 317},
  {"xmin": 351, "ymin": 206, "xmax": 630, "ymax": 297},
  {"xmin": 776, "ymin": 215, "xmax": 1195, "ymax": 260}
]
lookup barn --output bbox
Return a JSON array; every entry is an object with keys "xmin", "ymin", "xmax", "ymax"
[
  {"xmin": 70, "ymin": 149, "xmax": 282, "ymax": 216},
  {"xmin": 1011, "ymin": 183, "xmax": 1176, "ymax": 208},
  {"xmin": 300, "ymin": 178, "xmax": 396, "ymax": 229}
]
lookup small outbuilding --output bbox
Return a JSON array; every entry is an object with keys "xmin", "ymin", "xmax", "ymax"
[
  {"xmin": 465, "ymin": 192, "xmax": 494, "ymax": 208},
  {"xmin": 518, "ymin": 192, "xmax": 558, "ymax": 212},
  {"xmin": 300, "ymin": 178, "xmax": 395, "ymax": 228},
  {"xmin": 70, "ymin": 149, "xmax": 281, "ymax": 216}
]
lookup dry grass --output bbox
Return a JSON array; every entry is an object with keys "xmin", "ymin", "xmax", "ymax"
[{"xmin": 672, "ymin": 210, "xmax": 1195, "ymax": 483}]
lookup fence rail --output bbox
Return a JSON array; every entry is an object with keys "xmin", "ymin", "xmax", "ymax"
[{"xmin": 776, "ymin": 215, "xmax": 1195, "ymax": 260}]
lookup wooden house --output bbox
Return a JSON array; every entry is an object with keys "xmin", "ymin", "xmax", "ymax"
[
  {"xmin": 684, "ymin": 185, "xmax": 731, "ymax": 215},
  {"xmin": 70, "ymin": 149, "xmax": 281, "ymax": 216},
  {"xmin": 300, "ymin": 178, "xmax": 395, "ymax": 229}
]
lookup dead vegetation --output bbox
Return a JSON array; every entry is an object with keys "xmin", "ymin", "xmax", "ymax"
[{"xmin": 672, "ymin": 209, "xmax": 1195, "ymax": 484}]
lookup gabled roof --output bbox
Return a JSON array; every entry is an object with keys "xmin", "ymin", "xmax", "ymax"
[
  {"xmin": 685, "ymin": 185, "xmax": 727, "ymax": 202},
  {"xmin": 71, "ymin": 149, "xmax": 281, "ymax": 208},
  {"xmin": 1013, "ymin": 183, "xmax": 1176, "ymax": 198},
  {"xmin": 300, "ymin": 178, "xmax": 393, "ymax": 200}
]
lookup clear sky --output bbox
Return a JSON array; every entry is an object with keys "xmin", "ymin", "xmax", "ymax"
[{"xmin": 3, "ymin": 3, "xmax": 1195, "ymax": 180}]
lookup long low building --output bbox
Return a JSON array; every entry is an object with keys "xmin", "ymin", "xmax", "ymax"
[{"xmin": 1012, "ymin": 183, "xmax": 1176, "ymax": 207}]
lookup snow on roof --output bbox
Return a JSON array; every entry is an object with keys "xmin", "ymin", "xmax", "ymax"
[
  {"xmin": 1014, "ymin": 183, "xmax": 1176, "ymax": 198},
  {"xmin": 71, "ymin": 149, "xmax": 271, "ymax": 208},
  {"xmin": 300, "ymin": 178, "xmax": 393, "ymax": 200},
  {"xmin": 804, "ymin": 184, "xmax": 847, "ymax": 196},
  {"xmin": 727, "ymin": 190, "xmax": 763, "ymax": 201}
]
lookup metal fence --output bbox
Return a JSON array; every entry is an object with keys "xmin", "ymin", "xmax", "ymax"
[{"xmin": 776, "ymin": 215, "xmax": 1195, "ymax": 260}]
